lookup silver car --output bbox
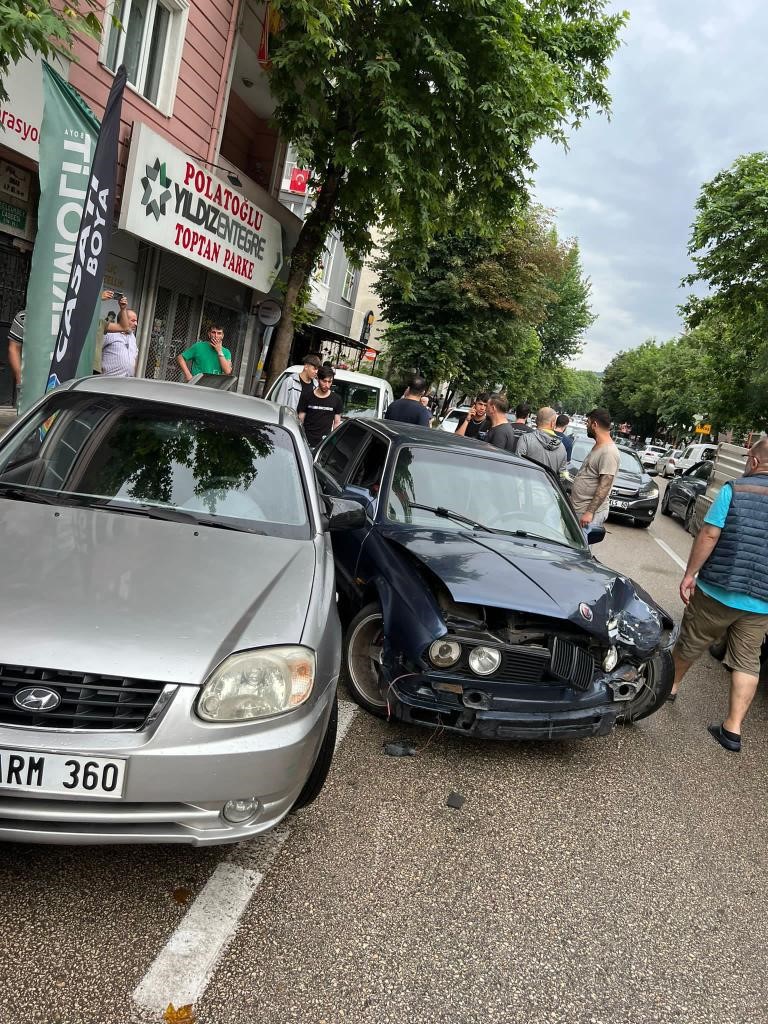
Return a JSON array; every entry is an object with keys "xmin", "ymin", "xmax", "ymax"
[{"xmin": 0, "ymin": 377, "xmax": 362, "ymax": 845}]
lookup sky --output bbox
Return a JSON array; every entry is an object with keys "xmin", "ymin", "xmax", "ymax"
[{"xmin": 533, "ymin": 0, "xmax": 768, "ymax": 372}]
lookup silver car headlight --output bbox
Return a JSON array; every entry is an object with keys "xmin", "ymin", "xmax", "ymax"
[
  {"xmin": 468, "ymin": 646, "xmax": 502, "ymax": 676},
  {"xmin": 197, "ymin": 647, "xmax": 315, "ymax": 722}
]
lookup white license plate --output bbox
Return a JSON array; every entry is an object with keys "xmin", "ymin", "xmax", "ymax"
[
  {"xmin": 610, "ymin": 499, "xmax": 631, "ymax": 509},
  {"xmin": 0, "ymin": 748, "xmax": 126, "ymax": 798}
]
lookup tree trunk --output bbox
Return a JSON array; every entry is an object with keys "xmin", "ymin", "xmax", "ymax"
[{"xmin": 267, "ymin": 165, "xmax": 342, "ymax": 386}]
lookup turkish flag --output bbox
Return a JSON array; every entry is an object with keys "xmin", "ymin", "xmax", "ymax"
[{"xmin": 289, "ymin": 168, "xmax": 309, "ymax": 194}]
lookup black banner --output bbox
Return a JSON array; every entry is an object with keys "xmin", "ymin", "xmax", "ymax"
[{"xmin": 47, "ymin": 66, "xmax": 127, "ymax": 391}]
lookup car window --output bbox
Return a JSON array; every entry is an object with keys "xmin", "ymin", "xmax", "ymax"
[
  {"xmin": 690, "ymin": 462, "xmax": 713, "ymax": 480},
  {"xmin": 316, "ymin": 421, "xmax": 368, "ymax": 483},
  {"xmin": 330, "ymin": 379, "xmax": 381, "ymax": 419},
  {"xmin": 0, "ymin": 393, "xmax": 310, "ymax": 538},
  {"xmin": 386, "ymin": 446, "xmax": 584, "ymax": 549},
  {"xmin": 681, "ymin": 447, "xmax": 693, "ymax": 459},
  {"xmin": 348, "ymin": 436, "xmax": 388, "ymax": 495}
]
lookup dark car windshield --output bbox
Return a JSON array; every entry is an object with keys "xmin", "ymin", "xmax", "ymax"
[
  {"xmin": 386, "ymin": 446, "xmax": 585, "ymax": 549},
  {"xmin": 570, "ymin": 437, "xmax": 643, "ymax": 474},
  {"xmin": 0, "ymin": 393, "xmax": 310, "ymax": 538}
]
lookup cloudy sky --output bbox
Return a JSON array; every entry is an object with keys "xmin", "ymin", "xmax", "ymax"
[{"xmin": 533, "ymin": 0, "xmax": 766, "ymax": 372}]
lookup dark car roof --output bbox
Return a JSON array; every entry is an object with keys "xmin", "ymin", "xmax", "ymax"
[{"xmin": 359, "ymin": 418, "xmax": 536, "ymax": 466}]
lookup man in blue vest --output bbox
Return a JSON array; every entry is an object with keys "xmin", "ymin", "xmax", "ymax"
[{"xmin": 669, "ymin": 437, "xmax": 768, "ymax": 751}]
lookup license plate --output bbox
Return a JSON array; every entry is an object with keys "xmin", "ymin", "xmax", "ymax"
[
  {"xmin": 0, "ymin": 748, "xmax": 126, "ymax": 798},
  {"xmin": 610, "ymin": 499, "xmax": 631, "ymax": 509}
]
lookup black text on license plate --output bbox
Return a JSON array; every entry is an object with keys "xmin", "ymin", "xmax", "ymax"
[{"xmin": 0, "ymin": 749, "xmax": 126, "ymax": 798}]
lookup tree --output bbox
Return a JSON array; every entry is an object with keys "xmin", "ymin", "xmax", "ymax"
[
  {"xmin": 0, "ymin": 1, "xmax": 103, "ymax": 103},
  {"xmin": 600, "ymin": 341, "xmax": 665, "ymax": 439},
  {"xmin": 265, "ymin": 0, "xmax": 628, "ymax": 381},
  {"xmin": 554, "ymin": 368, "xmax": 602, "ymax": 413},
  {"xmin": 680, "ymin": 153, "xmax": 768, "ymax": 431},
  {"xmin": 375, "ymin": 207, "xmax": 595, "ymax": 408}
]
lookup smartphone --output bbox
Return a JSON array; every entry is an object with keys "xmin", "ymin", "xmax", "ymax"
[{"xmin": 101, "ymin": 289, "xmax": 124, "ymax": 301}]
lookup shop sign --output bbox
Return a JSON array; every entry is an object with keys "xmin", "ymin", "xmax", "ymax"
[
  {"xmin": 0, "ymin": 160, "xmax": 31, "ymax": 202},
  {"xmin": 0, "ymin": 54, "xmax": 51, "ymax": 162},
  {"xmin": 0, "ymin": 199, "xmax": 27, "ymax": 231},
  {"xmin": 120, "ymin": 122, "xmax": 283, "ymax": 294}
]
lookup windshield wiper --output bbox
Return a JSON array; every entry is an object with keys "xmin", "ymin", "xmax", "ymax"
[
  {"xmin": 0, "ymin": 483, "xmax": 60, "ymax": 505},
  {"xmin": 408, "ymin": 503, "xmax": 496, "ymax": 532},
  {"xmin": 100, "ymin": 502, "xmax": 256, "ymax": 532}
]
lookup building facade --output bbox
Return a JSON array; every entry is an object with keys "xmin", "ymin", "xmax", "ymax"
[{"xmin": 0, "ymin": 0, "xmax": 305, "ymax": 407}]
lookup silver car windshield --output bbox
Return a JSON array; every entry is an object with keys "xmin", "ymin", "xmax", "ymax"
[
  {"xmin": 0, "ymin": 394, "xmax": 310, "ymax": 538},
  {"xmin": 570, "ymin": 437, "xmax": 642, "ymax": 474},
  {"xmin": 385, "ymin": 446, "xmax": 585, "ymax": 549}
]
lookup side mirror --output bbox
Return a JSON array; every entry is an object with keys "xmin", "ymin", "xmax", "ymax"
[
  {"xmin": 586, "ymin": 525, "xmax": 606, "ymax": 545},
  {"xmin": 326, "ymin": 496, "xmax": 366, "ymax": 531},
  {"xmin": 342, "ymin": 484, "xmax": 374, "ymax": 507}
]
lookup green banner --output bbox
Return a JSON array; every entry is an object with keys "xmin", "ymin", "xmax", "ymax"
[{"xmin": 19, "ymin": 64, "xmax": 101, "ymax": 413}]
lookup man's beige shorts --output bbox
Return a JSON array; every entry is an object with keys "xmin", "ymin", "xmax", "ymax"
[{"xmin": 674, "ymin": 586, "xmax": 768, "ymax": 677}]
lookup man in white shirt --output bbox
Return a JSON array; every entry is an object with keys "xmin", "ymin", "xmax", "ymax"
[{"xmin": 101, "ymin": 295, "xmax": 138, "ymax": 377}]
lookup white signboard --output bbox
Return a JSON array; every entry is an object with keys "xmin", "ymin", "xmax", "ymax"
[
  {"xmin": 0, "ymin": 54, "xmax": 51, "ymax": 163},
  {"xmin": 120, "ymin": 122, "xmax": 283, "ymax": 294}
]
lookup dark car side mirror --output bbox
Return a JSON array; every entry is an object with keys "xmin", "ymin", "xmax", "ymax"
[
  {"xmin": 326, "ymin": 496, "xmax": 367, "ymax": 531},
  {"xmin": 586, "ymin": 525, "xmax": 606, "ymax": 545}
]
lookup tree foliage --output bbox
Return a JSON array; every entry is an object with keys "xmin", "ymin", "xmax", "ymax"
[
  {"xmin": 376, "ymin": 208, "xmax": 595, "ymax": 407},
  {"xmin": 554, "ymin": 368, "xmax": 603, "ymax": 413},
  {"xmin": 0, "ymin": 0, "xmax": 102, "ymax": 103},
  {"xmin": 265, "ymin": 0, "xmax": 627, "ymax": 380}
]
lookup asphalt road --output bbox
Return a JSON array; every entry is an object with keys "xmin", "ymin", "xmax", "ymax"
[{"xmin": 2, "ymin": 479, "xmax": 767, "ymax": 1024}]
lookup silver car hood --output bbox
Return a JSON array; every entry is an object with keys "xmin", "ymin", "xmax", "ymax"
[{"xmin": 0, "ymin": 501, "xmax": 315, "ymax": 685}]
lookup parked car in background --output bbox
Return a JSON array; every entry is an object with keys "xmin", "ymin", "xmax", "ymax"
[
  {"xmin": 639, "ymin": 444, "xmax": 668, "ymax": 472},
  {"xmin": 689, "ymin": 442, "xmax": 752, "ymax": 537},
  {"xmin": 439, "ymin": 406, "xmax": 471, "ymax": 433},
  {"xmin": 0, "ymin": 377, "xmax": 360, "ymax": 845},
  {"xmin": 660, "ymin": 460, "xmax": 714, "ymax": 531},
  {"xmin": 314, "ymin": 420, "xmax": 675, "ymax": 739},
  {"xmin": 567, "ymin": 436, "xmax": 659, "ymax": 528},
  {"xmin": 675, "ymin": 441, "xmax": 717, "ymax": 475},
  {"xmin": 266, "ymin": 366, "xmax": 394, "ymax": 420},
  {"xmin": 657, "ymin": 448, "xmax": 683, "ymax": 477}
]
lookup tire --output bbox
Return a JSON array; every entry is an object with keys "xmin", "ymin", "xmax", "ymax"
[
  {"xmin": 342, "ymin": 603, "xmax": 389, "ymax": 718},
  {"xmin": 684, "ymin": 502, "xmax": 695, "ymax": 533},
  {"xmin": 292, "ymin": 695, "xmax": 338, "ymax": 810},
  {"xmin": 620, "ymin": 651, "xmax": 674, "ymax": 724},
  {"xmin": 661, "ymin": 488, "xmax": 672, "ymax": 516}
]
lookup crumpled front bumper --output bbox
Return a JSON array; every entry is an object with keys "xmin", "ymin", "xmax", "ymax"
[{"xmin": 386, "ymin": 671, "xmax": 623, "ymax": 740}]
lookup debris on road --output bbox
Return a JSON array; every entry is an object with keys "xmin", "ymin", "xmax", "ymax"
[
  {"xmin": 446, "ymin": 791, "xmax": 466, "ymax": 809},
  {"xmin": 383, "ymin": 741, "xmax": 417, "ymax": 757}
]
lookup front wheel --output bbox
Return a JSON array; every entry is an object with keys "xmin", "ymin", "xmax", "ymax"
[
  {"xmin": 342, "ymin": 603, "xmax": 389, "ymax": 718},
  {"xmin": 619, "ymin": 651, "xmax": 674, "ymax": 723},
  {"xmin": 661, "ymin": 488, "xmax": 672, "ymax": 516},
  {"xmin": 684, "ymin": 502, "xmax": 695, "ymax": 533}
]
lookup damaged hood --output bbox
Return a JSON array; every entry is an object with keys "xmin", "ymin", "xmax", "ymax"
[{"xmin": 380, "ymin": 526, "xmax": 670, "ymax": 651}]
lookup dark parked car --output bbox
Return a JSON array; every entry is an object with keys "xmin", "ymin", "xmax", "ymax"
[
  {"xmin": 661, "ymin": 459, "xmax": 713, "ymax": 531},
  {"xmin": 567, "ymin": 436, "xmax": 659, "ymax": 528},
  {"xmin": 314, "ymin": 421, "xmax": 676, "ymax": 741}
]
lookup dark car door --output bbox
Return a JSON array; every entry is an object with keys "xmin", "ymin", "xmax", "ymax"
[
  {"xmin": 315, "ymin": 422, "xmax": 389, "ymax": 606},
  {"xmin": 671, "ymin": 461, "xmax": 711, "ymax": 514}
]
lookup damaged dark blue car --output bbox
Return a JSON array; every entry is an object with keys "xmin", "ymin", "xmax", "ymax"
[{"xmin": 315, "ymin": 421, "xmax": 676, "ymax": 741}]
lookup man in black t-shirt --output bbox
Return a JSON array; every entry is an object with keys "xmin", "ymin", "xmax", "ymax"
[
  {"xmin": 384, "ymin": 375, "xmax": 432, "ymax": 426},
  {"xmin": 298, "ymin": 367, "xmax": 343, "ymax": 448},
  {"xmin": 455, "ymin": 392, "xmax": 491, "ymax": 440},
  {"xmin": 485, "ymin": 394, "xmax": 519, "ymax": 452}
]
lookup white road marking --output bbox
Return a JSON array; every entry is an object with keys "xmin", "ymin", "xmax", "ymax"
[
  {"xmin": 653, "ymin": 536, "xmax": 688, "ymax": 571},
  {"xmin": 131, "ymin": 698, "xmax": 358, "ymax": 1020}
]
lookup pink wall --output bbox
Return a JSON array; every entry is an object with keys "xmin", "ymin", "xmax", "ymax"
[{"xmin": 69, "ymin": 0, "xmax": 239, "ymax": 195}]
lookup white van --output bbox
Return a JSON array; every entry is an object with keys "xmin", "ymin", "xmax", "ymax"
[
  {"xmin": 675, "ymin": 442, "xmax": 717, "ymax": 475},
  {"xmin": 265, "ymin": 365, "xmax": 394, "ymax": 420}
]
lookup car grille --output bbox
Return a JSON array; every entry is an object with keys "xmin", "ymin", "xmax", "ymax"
[
  {"xmin": 0, "ymin": 664, "xmax": 171, "ymax": 731},
  {"xmin": 434, "ymin": 637, "xmax": 594, "ymax": 691}
]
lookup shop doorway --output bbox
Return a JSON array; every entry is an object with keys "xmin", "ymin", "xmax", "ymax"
[{"xmin": 0, "ymin": 236, "xmax": 31, "ymax": 405}]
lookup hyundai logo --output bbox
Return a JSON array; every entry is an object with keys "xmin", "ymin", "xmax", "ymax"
[{"xmin": 13, "ymin": 687, "xmax": 61, "ymax": 712}]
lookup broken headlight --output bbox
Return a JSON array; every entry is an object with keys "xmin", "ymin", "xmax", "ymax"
[{"xmin": 429, "ymin": 639, "xmax": 462, "ymax": 668}]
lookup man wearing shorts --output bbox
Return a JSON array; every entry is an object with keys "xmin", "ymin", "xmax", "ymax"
[{"xmin": 670, "ymin": 436, "xmax": 768, "ymax": 752}]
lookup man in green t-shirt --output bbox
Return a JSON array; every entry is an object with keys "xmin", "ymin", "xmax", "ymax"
[{"xmin": 177, "ymin": 326, "xmax": 233, "ymax": 380}]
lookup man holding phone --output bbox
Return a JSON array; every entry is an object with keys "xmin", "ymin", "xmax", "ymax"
[
  {"xmin": 102, "ymin": 293, "xmax": 139, "ymax": 377},
  {"xmin": 177, "ymin": 326, "xmax": 233, "ymax": 380},
  {"xmin": 455, "ymin": 393, "xmax": 491, "ymax": 440}
]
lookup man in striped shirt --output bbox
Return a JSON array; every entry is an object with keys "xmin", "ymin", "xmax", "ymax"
[
  {"xmin": 7, "ymin": 309, "xmax": 24, "ymax": 387},
  {"xmin": 101, "ymin": 295, "xmax": 138, "ymax": 377}
]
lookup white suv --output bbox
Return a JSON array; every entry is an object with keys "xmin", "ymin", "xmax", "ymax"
[{"xmin": 639, "ymin": 444, "xmax": 668, "ymax": 472}]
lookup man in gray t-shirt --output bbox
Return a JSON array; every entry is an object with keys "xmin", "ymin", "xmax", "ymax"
[{"xmin": 570, "ymin": 408, "xmax": 620, "ymax": 531}]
